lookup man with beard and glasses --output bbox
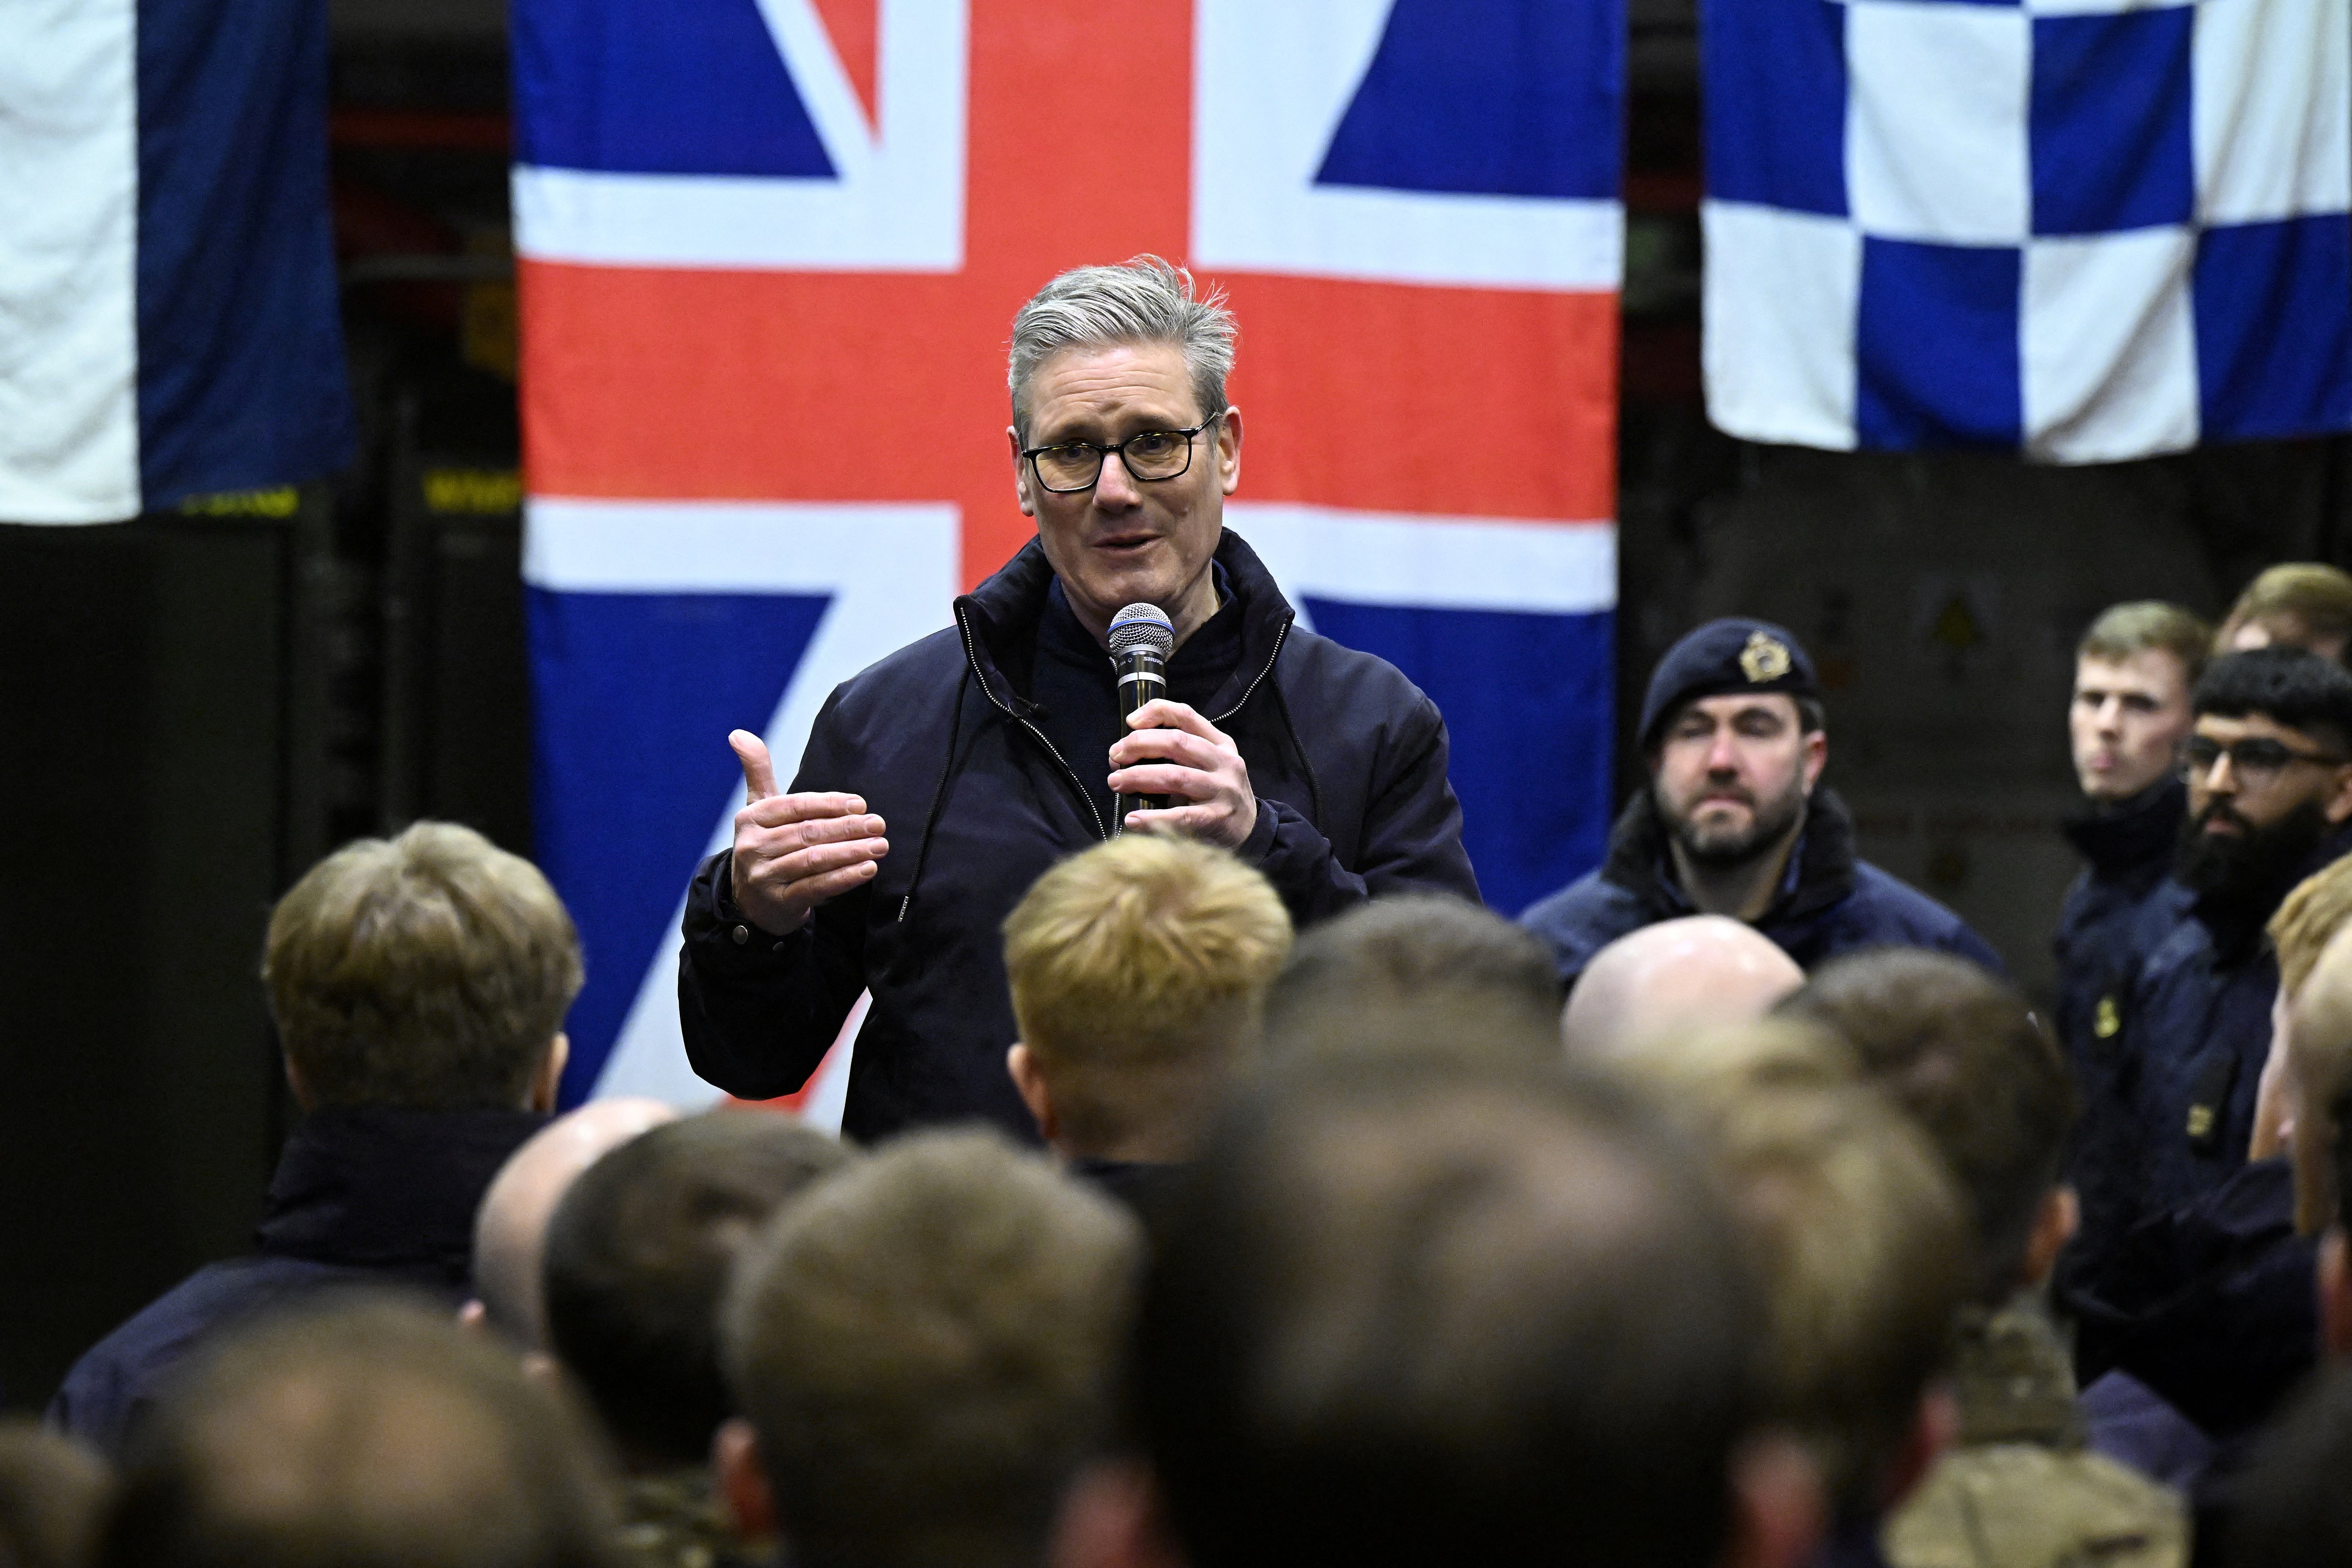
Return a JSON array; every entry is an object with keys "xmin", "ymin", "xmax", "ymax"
[
  {"xmin": 1522, "ymin": 618, "xmax": 1998, "ymax": 989},
  {"xmin": 2063, "ymin": 647, "xmax": 2352, "ymax": 1356}
]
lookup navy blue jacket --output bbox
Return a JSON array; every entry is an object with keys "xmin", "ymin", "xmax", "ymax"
[
  {"xmin": 2126, "ymin": 822, "xmax": 2352, "ymax": 1221},
  {"xmin": 2054, "ymin": 777, "xmax": 2191, "ymax": 1064},
  {"xmin": 2065, "ymin": 1158, "xmax": 2314, "ymax": 1441},
  {"xmin": 1518, "ymin": 787, "xmax": 2002, "ymax": 985},
  {"xmin": 678, "ymin": 531, "xmax": 1480, "ymax": 1143},
  {"xmin": 2053, "ymin": 778, "xmax": 2194, "ymax": 1282},
  {"xmin": 50, "ymin": 1106, "xmax": 542, "ymax": 1456}
]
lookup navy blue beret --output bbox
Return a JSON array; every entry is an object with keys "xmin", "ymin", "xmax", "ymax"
[{"xmin": 1638, "ymin": 618, "xmax": 1820, "ymax": 748}]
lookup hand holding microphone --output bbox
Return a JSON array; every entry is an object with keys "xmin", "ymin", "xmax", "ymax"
[{"xmin": 1105, "ymin": 601, "xmax": 1259, "ymax": 847}]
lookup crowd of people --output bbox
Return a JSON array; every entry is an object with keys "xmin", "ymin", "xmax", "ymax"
[{"xmin": 20, "ymin": 258, "xmax": 2352, "ymax": 1568}]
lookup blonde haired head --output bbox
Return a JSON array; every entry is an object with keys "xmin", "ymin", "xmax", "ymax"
[{"xmin": 1002, "ymin": 834, "xmax": 1290, "ymax": 1153}]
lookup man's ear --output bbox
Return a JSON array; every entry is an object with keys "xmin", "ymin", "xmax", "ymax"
[
  {"xmin": 1050, "ymin": 1459, "xmax": 1189, "ymax": 1568},
  {"xmin": 2320, "ymin": 1229, "xmax": 2352, "ymax": 1362},
  {"xmin": 527, "ymin": 1033, "xmax": 569, "ymax": 1113},
  {"xmin": 715, "ymin": 1418, "xmax": 778, "ymax": 1543},
  {"xmin": 2323, "ymin": 762, "xmax": 2352, "ymax": 825},
  {"xmin": 1007, "ymin": 1044, "xmax": 1059, "ymax": 1144},
  {"xmin": 1799, "ymin": 727, "xmax": 1829, "ymax": 796},
  {"xmin": 1010, "ymin": 425, "xmax": 1037, "ymax": 517},
  {"xmin": 1718, "ymin": 1431, "xmax": 1825, "ymax": 1568},
  {"xmin": 1213, "ymin": 405, "xmax": 1243, "ymax": 496},
  {"xmin": 284, "ymin": 1056, "xmax": 316, "ymax": 1114},
  {"xmin": 2018, "ymin": 1186, "xmax": 2080, "ymax": 1293},
  {"xmin": 1879, "ymin": 1385, "xmax": 1958, "ymax": 1512}
]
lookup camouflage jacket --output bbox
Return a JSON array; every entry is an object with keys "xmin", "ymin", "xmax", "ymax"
[
  {"xmin": 615, "ymin": 1468, "xmax": 773, "ymax": 1568},
  {"xmin": 1882, "ymin": 1307, "xmax": 2187, "ymax": 1568}
]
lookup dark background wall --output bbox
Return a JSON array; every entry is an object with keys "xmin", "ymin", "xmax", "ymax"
[{"xmin": 6, "ymin": 0, "xmax": 2349, "ymax": 1410}]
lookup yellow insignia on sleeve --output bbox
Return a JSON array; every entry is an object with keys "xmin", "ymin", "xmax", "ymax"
[
  {"xmin": 1739, "ymin": 631, "xmax": 1793, "ymax": 683},
  {"xmin": 2094, "ymin": 995, "xmax": 2120, "ymax": 1039},
  {"xmin": 2186, "ymin": 1105, "xmax": 2214, "ymax": 1140}
]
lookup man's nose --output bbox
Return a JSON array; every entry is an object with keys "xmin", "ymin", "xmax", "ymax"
[
  {"xmin": 1092, "ymin": 450, "xmax": 1142, "ymax": 508},
  {"xmin": 2096, "ymin": 696, "xmax": 2124, "ymax": 731},
  {"xmin": 1705, "ymin": 731, "xmax": 1742, "ymax": 771}
]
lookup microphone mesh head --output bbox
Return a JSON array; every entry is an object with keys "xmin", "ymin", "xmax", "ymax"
[{"xmin": 1107, "ymin": 602, "xmax": 1175, "ymax": 661}]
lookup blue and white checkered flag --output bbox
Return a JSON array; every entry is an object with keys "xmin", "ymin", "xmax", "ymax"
[{"xmin": 1701, "ymin": 0, "xmax": 2352, "ymax": 462}]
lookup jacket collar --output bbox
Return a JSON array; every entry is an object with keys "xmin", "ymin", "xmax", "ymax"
[
  {"xmin": 2062, "ymin": 775, "xmax": 2186, "ymax": 887},
  {"xmin": 255, "ymin": 1105, "xmax": 545, "ymax": 1284},
  {"xmin": 954, "ymin": 529, "xmax": 1297, "ymax": 720},
  {"xmin": 1600, "ymin": 785, "xmax": 1861, "ymax": 928}
]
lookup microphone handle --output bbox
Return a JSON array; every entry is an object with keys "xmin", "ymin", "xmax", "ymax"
[{"xmin": 1116, "ymin": 653, "xmax": 1169, "ymax": 820}]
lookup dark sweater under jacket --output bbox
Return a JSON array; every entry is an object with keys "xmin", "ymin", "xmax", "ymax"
[
  {"xmin": 678, "ymin": 530, "xmax": 1480, "ymax": 1143},
  {"xmin": 49, "ymin": 1105, "xmax": 543, "ymax": 1456},
  {"xmin": 1518, "ymin": 786, "xmax": 2002, "ymax": 987}
]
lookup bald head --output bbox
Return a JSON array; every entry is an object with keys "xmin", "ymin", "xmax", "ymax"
[
  {"xmin": 1563, "ymin": 917, "xmax": 1805, "ymax": 1061},
  {"xmin": 472, "ymin": 1098, "xmax": 679, "ymax": 1348}
]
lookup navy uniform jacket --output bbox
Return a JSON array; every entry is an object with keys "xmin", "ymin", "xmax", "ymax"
[
  {"xmin": 50, "ymin": 1106, "xmax": 542, "ymax": 1456},
  {"xmin": 2052, "ymin": 778, "xmax": 2193, "ymax": 1284},
  {"xmin": 2054, "ymin": 777, "xmax": 2191, "ymax": 1065},
  {"xmin": 677, "ymin": 531, "xmax": 1481, "ymax": 1143},
  {"xmin": 1518, "ymin": 787, "xmax": 2002, "ymax": 986}
]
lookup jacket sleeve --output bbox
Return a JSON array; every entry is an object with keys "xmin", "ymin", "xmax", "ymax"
[
  {"xmin": 676, "ymin": 852, "xmax": 872, "ymax": 1100},
  {"xmin": 1240, "ymin": 689, "xmax": 1480, "ymax": 925}
]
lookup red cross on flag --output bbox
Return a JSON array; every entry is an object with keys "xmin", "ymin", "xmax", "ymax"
[{"xmin": 512, "ymin": 0, "xmax": 1625, "ymax": 1106}]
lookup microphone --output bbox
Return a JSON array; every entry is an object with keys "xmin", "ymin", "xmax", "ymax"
[{"xmin": 1108, "ymin": 602, "xmax": 1175, "ymax": 822}]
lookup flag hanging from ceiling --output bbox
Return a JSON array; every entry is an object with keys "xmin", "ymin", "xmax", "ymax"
[
  {"xmin": 511, "ymin": 0, "xmax": 1624, "ymax": 1108},
  {"xmin": 0, "ymin": 0, "xmax": 353, "ymax": 523},
  {"xmin": 1702, "ymin": 0, "xmax": 2352, "ymax": 462}
]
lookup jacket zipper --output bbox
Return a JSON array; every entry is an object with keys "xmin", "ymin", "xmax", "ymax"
[
  {"xmin": 955, "ymin": 606, "xmax": 1110, "ymax": 842},
  {"xmin": 952, "ymin": 602, "xmax": 1295, "ymax": 846}
]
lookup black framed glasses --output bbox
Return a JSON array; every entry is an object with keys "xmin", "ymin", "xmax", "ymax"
[
  {"xmin": 1022, "ymin": 414, "xmax": 1222, "ymax": 494},
  {"xmin": 2180, "ymin": 734, "xmax": 2349, "ymax": 785}
]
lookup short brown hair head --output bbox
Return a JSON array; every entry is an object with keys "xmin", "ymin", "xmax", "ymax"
[
  {"xmin": 98, "ymin": 1296, "xmax": 620, "ymax": 1568},
  {"xmin": 1003, "ymin": 836, "xmax": 1290, "ymax": 1151},
  {"xmin": 543, "ymin": 1111, "xmax": 855, "ymax": 1466},
  {"xmin": 1261, "ymin": 894, "xmax": 1565, "ymax": 1062},
  {"xmin": 1778, "ymin": 950, "xmax": 2074, "ymax": 1305},
  {"xmin": 2272, "ymin": 858, "xmax": 2352, "ymax": 1001},
  {"xmin": 1134, "ymin": 1055, "xmax": 1763, "ymax": 1568},
  {"xmin": 2220, "ymin": 565, "xmax": 2352, "ymax": 659},
  {"xmin": 722, "ymin": 1131, "xmax": 1138, "ymax": 1568},
  {"xmin": 263, "ymin": 823, "xmax": 584, "ymax": 1111},
  {"xmin": 2078, "ymin": 601, "xmax": 2212, "ymax": 688}
]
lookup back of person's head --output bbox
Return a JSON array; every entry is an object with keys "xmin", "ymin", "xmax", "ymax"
[
  {"xmin": 1260, "ymin": 894, "xmax": 1564, "ymax": 1062},
  {"xmin": 1133, "ymin": 1055, "xmax": 1773, "ymax": 1568},
  {"xmin": 264, "ymin": 822, "xmax": 584, "ymax": 1112},
  {"xmin": 1002, "ymin": 835, "xmax": 1290, "ymax": 1158},
  {"xmin": 1563, "ymin": 915, "xmax": 1806, "ymax": 1060},
  {"xmin": 98, "ymin": 1296, "xmax": 618, "ymax": 1568},
  {"xmin": 543, "ymin": 1110, "xmax": 854, "ymax": 1467},
  {"xmin": 721, "ymin": 1130, "xmax": 1137, "ymax": 1568},
  {"xmin": 2193, "ymin": 646, "xmax": 2352, "ymax": 754},
  {"xmin": 2078, "ymin": 600, "xmax": 2212, "ymax": 687},
  {"xmin": 2273, "ymin": 857, "xmax": 2352, "ymax": 1002},
  {"xmin": 0, "ymin": 1421, "xmax": 111, "ymax": 1568},
  {"xmin": 1608, "ymin": 1036, "xmax": 1968, "ymax": 1522},
  {"xmin": 1777, "ymin": 949, "xmax": 2074, "ymax": 1305},
  {"xmin": 2228, "ymin": 1362, "xmax": 2352, "ymax": 1568},
  {"xmin": 2219, "ymin": 564, "xmax": 2352, "ymax": 662},
  {"xmin": 472, "ymin": 1098, "xmax": 678, "ymax": 1351}
]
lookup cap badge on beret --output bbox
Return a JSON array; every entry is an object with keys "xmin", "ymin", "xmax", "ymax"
[{"xmin": 1739, "ymin": 631, "xmax": 1793, "ymax": 684}]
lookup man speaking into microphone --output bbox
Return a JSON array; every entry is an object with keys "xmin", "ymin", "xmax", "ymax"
[{"xmin": 677, "ymin": 256, "xmax": 1479, "ymax": 1140}]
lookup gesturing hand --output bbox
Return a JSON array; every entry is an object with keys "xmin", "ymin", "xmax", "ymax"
[
  {"xmin": 727, "ymin": 729, "xmax": 889, "ymax": 935},
  {"xmin": 1108, "ymin": 700, "xmax": 1258, "ymax": 848}
]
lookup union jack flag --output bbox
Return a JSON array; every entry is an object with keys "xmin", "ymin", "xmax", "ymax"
[{"xmin": 510, "ymin": 0, "xmax": 1625, "ymax": 1106}]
